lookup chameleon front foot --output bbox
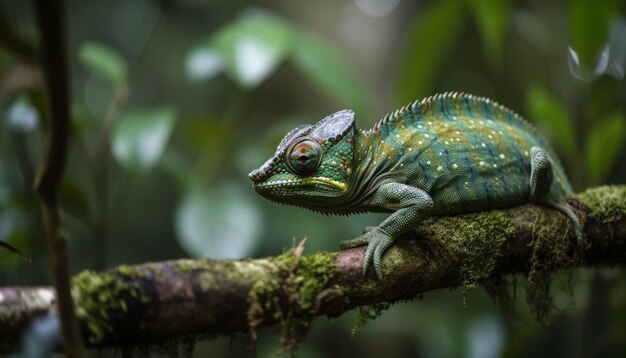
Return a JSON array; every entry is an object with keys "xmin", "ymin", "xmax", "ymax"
[{"xmin": 340, "ymin": 227, "xmax": 395, "ymax": 279}]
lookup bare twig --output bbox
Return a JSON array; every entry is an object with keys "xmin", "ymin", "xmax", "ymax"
[
  {"xmin": 0, "ymin": 240, "xmax": 31, "ymax": 262},
  {"xmin": 92, "ymin": 84, "xmax": 129, "ymax": 270},
  {"xmin": 0, "ymin": 186, "xmax": 624, "ymax": 351},
  {"xmin": 31, "ymin": 0, "xmax": 83, "ymax": 356}
]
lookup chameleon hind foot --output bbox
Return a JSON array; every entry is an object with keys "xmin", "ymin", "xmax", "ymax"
[{"xmin": 529, "ymin": 146, "xmax": 583, "ymax": 243}]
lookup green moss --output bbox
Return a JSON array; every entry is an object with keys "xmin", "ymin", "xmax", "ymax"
[
  {"xmin": 246, "ymin": 244, "xmax": 342, "ymax": 354},
  {"xmin": 73, "ymin": 270, "xmax": 149, "ymax": 344},
  {"xmin": 524, "ymin": 205, "xmax": 580, "ymax": 324},
  {"xmin": 576, "ymin": 185, "xmax": 626, "ymax": 224},
  {"xmin": 297, "ymin": 251, "xmax": 337, "ymax": 310},
  {"xmin": 420, "ymin": 210, "xmax": 515, "ymax": 297},
  {"xmin": 350, "ymin": 303, "xmax": 391, "ymax": 336}
]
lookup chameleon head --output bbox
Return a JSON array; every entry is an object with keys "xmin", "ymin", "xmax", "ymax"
[{"xmin": 249, "ymin": 110, "xmax": 356, "ymax": 207}]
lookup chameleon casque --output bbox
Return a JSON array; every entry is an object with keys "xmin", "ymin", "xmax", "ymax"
[{"xmin": 249, "ymin": 92, "xmax": 582, "ymax": 279}]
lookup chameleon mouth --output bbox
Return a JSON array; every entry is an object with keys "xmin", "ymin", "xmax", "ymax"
[{"xmin": 254, "ymin": 176, "xmax": 347, "ymax": 191}]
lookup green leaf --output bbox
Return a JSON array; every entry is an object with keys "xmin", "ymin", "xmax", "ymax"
[
  {"xmin": 187, "ymin": 10, "xmax": 294, "ymax": 89},
  {"xmin": 569, "ymin": 0, "xmax": 619, "ymax": 70},
  {"xmin": 78, "ymin": 41, "xmax": 128, "ymax": 86},
  {"xmin": 396, "ymin": 0, "xmax": 466, "ymax": 105},
  {"xmin": 291, "ymin": 31, "xmax": 370, "ymax": 115},
  {"xmin": 585, "ymin": 111, "xmax": 626, "ymax": 184},
  {"xmin": 526, "ymin": 85, "xmax": 576, "ymax": 158},
  {"xmin": 175, "ymin": 184, "xmax": 262, "ymax": 259},
  {"xmin": 468, "ymin": 0, "xmax": 511, "ymax": 67},
  {"xmin": 112, "ymin": 106, "xmax": 176, "ymax": 174}
]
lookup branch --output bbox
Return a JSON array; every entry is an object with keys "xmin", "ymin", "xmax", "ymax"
[
  {"xmin": 0, "ymin": 186, "xmax": 625, "ymax": 352},
  {"xmin": 31, "ymin": 0, "xmax": 83, "ymax": 356}
]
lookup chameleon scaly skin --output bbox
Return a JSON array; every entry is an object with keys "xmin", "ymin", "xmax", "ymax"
[{"xmin": 249, "ymin": 92, "xmax": 582, "ymax": 279}]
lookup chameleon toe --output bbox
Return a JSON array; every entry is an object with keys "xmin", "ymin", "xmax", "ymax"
[{"xmin": 339, "ymin": 234, "xmax": 371, "ymax": 250}]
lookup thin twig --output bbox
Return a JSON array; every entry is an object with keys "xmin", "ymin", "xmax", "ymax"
[
  {"xmin": 31, "ymin": 0, "xmax": 83, "ymax": 356},
  {"xmin": 92, "ymin": 84, "xmax": 129, "ymax": 270},
  {"xmin": 0, "ymin": 240, "xmax": 31, "ymax": 262}
]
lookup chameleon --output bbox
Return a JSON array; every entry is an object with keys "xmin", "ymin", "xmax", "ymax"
[{"xmin": 249, "ymin": 92, "xmax": 582, "ymax": 279}]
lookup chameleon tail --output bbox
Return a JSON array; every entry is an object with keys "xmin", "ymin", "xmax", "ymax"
[{"xmin": 541, "ymin": 199, "xmax": 583, "ymax": 244}]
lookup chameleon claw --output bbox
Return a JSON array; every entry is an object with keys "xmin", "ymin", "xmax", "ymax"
[{"xmin": 363, "ymin": 239, "xmax": 376, "ymax": 276}]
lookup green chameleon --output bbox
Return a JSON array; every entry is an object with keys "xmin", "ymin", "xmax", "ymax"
[{"xmin": 249, "ymin": 92, "xmax": 582, "ymax": 279}]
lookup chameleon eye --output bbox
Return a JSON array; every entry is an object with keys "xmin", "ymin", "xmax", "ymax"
[{"xmin": 286, "ymin": 139, "xmax": 322, "ymax": 175}]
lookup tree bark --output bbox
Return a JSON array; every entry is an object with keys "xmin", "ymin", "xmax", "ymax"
[{"xmin": 0, "ymin": 185, "xmax": 625, "ymax": 352}]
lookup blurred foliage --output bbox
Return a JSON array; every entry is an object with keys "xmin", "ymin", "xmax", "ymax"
[
  {"xmin": 569, "ymin": 0, "xmax": 619, "ymax": 70},
  {"xmin": 187, "ymin": 10, "xmax": 294, "ymax": 89},
  {"xmin": 469, "ymin": 0, "xmax": 511, "ymax": 67},
  {"xmin": 112, "ymin": 106, "xmax": 177, "ymax": 175},
  {"xmin": 186, "ymin": 9, "xmax": 370, "ymax": 114},
  {"xmin": 585, "ymin": 111, "xmax": 626, "ymax": 184},
  {"xmin": 396, "ymin": 0, "xmax": 466, "ymax": 104},
  {"xmin": 78, "ymin": 41, "xmax": 128, "ymax": 87},
  {"xmin": 0, "ymin": 0, "xmax": 625, "ymax": 357},
  {"xmin": 526, "ymin": 85, "xmax": 576, "ymax": 161}
]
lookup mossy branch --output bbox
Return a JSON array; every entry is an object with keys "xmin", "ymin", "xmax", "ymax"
[{"xmin": 0, "ymin": 186, "xmax": 625, "ymax": 352}]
